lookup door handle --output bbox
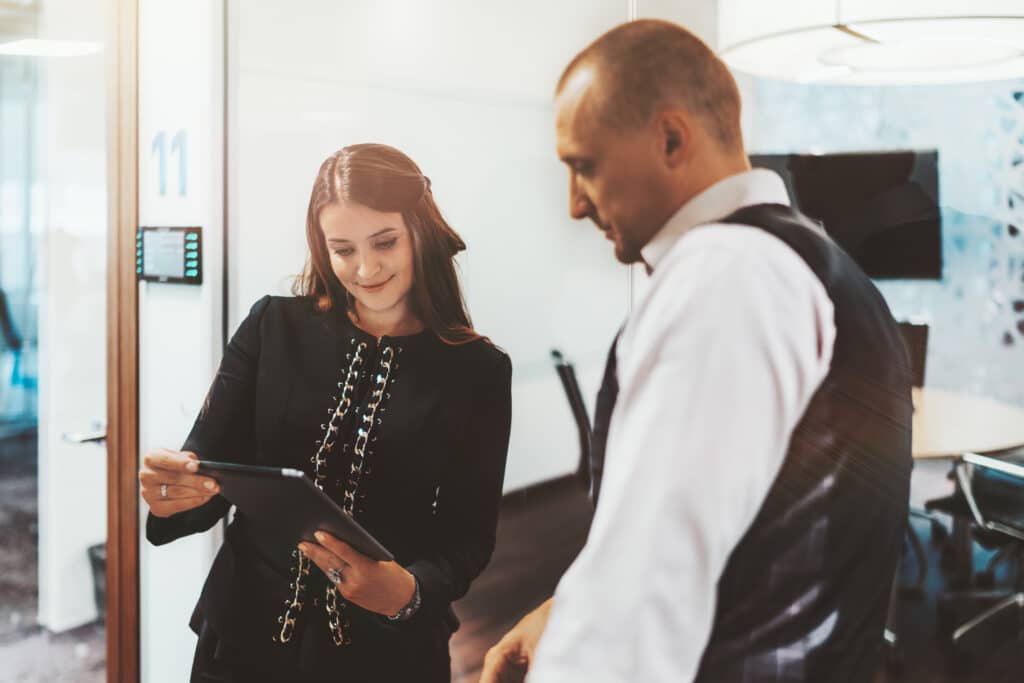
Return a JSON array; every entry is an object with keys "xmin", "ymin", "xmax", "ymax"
[
  {"xmin": 63, "ymin": 430, "xmax": 107, "ymax": 444},
  {"xmin": 63, "ymin": 421, "xmax": 107, "ymax": 445}
]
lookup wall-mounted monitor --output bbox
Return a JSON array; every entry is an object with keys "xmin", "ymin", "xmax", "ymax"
[{"xmin": 749, "ymin": 150, "xmax": 942, "ymax": 280}]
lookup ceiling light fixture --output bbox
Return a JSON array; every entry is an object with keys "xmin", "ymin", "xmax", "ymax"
[{"xmin": 719, "ymin": 5, "xmax": 1024, "ymax": 85}]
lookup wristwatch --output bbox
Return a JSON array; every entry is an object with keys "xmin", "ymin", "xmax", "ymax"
[{"xmin": 387, "ymin": 576, "xmax": 422, "ymax": 622}]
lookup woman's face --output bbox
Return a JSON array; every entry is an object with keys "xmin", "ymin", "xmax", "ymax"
[{"xmin": 320, "ymin": 200, "xmax": 416, "ymax": 319}]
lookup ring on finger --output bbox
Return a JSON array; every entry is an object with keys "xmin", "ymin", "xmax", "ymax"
[
  {"xmin": 160, "ymin": 483, "xmax": 168, "ymax": 499},
  {"xmin": 327, "ymin": 566, "xmax": 345, "ymax": 585}
]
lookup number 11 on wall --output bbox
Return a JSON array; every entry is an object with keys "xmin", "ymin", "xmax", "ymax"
[{"xmin": 151, "ymin": 129, "xmax": 188, "ymax": 197}]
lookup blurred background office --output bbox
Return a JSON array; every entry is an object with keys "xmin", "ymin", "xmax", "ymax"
[{"xmin": 1, "ymin": 1, "xmax": 1023, "ymax": 682}]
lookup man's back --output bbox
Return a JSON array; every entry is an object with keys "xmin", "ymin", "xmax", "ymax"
[{"xmin": 693, "ymin": 203, "xmax": 912, "ymax": 682}]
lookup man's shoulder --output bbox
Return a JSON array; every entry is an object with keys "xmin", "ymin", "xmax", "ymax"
[
  {"xmin": 653, "ymin": 223, "xmax": 809, "ymax": 291},
  {"xmin": 674, "ymin": 222, "xmax": 797, "ymax": 262}
]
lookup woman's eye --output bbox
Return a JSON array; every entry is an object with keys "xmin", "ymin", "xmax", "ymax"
[
  {"xmin": 376, "ymin": 239, "xmax": 397, "ymax": 250},
  {"xmin": 334, "ymin": 248, "xmax": 354, "ymax": 257}
]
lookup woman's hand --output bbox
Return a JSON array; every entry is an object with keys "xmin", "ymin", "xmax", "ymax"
[
  {"xmin": 299, "ymin": 531, "xmax": 416, "ymax": 617},
  {"xmin": 139, "ymin": 449, "xmax": 220, "ymax": 517}
]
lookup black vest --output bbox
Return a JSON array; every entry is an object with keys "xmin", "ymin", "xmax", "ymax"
[{"xmin": 590, "ymin": 204, "xmax": 912, "ymax": 683}]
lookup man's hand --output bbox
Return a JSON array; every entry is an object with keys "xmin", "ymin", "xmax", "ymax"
[{"xmin": 480, "ymin": 598, "xmax": 553, "ymax": 683}]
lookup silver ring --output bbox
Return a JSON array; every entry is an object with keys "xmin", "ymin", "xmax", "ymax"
[
  {"xmin": 160, "ymin": 483, "xmax": 168, "ymax": 499},
  {"xmin": 327, "ymin": 567, "xmax": 345, "ymax": 585}
]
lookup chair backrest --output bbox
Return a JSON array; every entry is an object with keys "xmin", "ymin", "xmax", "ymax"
[
  {"xmin": 897, "ymin": 321, "xmax": 929, "ymax": 388},
  {"xmin": 958, "ymin": 452, "xmax": 1024, "ymax": 542},
  {"xmin": 551, "ymin": 349, "xmax": 592, "ymax": 490}
]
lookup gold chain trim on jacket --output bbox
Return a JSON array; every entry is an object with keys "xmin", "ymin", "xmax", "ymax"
[
  {"xmin": 274, "ymin": 342, "xmax": 366, "ymax": 645},
  {"xmin": 324, "ymin": 344, "xmax": 396, "ymax": 645}
]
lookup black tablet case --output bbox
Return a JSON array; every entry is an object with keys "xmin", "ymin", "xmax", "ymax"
[{"xmin": 197, "ymin": 460, "xmax": 394, "ymax": 562}]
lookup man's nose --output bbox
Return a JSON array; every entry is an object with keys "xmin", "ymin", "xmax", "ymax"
[{"xmin": 569, "ymin": 177, "xmax": 594, "ymax": 220}]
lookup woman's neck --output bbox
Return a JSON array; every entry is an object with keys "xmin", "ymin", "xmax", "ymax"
[{"xmin": 348, "ymin": 300, "xmax": 424, "ymax": 339}]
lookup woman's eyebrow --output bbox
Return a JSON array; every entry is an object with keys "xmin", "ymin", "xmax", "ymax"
[{"xmin": 327, "ymin": 228, "xmax": 398, "ymax": 245}]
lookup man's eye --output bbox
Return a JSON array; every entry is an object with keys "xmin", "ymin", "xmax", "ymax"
[{"xmin": 573, "ymin": 161, "xmax": 593, "ymax": 176}]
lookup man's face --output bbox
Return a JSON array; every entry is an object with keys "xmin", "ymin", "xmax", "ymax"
[{"xmin": 555, "ymin": 68, "xmax": 670, "ymax": 264}]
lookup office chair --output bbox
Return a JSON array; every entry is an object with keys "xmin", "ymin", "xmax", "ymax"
[
  {"xmin": 550, "ymin": 349, "xmax": 592, "ymax": 493},
  {"xmin": 896, "ymin": 322, "xmax": 928, "ymax": 390},
  {"xmin": 894, "ymin": 321, "xmax": 932, "ymax": 595},
  {"xmin": 940, "ymin": 452, "xmax": 1024, "ymax": 660},
  {"xmin": 884, "ymin": 322, "xmax": 932, "ymax": 670}
]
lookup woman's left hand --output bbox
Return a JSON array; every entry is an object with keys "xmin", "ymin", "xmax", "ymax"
[{"xmin": 299, "ymin": 531, "xmax": 416, "ymax": 617}]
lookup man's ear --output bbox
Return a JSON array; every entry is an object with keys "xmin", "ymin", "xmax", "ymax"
[{"xmin": 658, "ymin": 110, "xmax": 690, "ymax": 168}]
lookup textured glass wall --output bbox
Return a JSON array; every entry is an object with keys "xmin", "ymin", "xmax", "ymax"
[
  {"xmin": 0, "ymin": 57, "xmax": 40, "ymax": 432},
  {"xmin": 750, "ymin": 79, "xmax": 1024, "ymax": 405}
]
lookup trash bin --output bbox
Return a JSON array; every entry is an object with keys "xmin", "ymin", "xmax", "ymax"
[{"xmin": 87, "ymin": 542, "xmax": 106, "ymax": 621}]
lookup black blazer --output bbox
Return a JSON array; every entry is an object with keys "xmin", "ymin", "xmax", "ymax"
[{"xmin": 147, "ymin": 295, "xmax": 512, "ymax": 681}]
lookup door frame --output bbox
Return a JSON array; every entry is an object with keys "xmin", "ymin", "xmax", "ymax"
[{"xmin": 106, "ymin": 0, "xmax": 140, "ymax": 680}]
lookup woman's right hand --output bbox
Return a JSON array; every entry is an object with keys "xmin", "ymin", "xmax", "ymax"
[{"xmin": 139, "ymin": 449, "xmax": 220, "ymax": 517}]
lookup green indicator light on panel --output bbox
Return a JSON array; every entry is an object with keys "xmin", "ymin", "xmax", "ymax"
[
  {"xmin": 186, "ymin": 269, "xmax": 198, "ymax": 277},
  {"xmin": 186, "ymin": 260, "xmax": 198, "ymax": 268}
]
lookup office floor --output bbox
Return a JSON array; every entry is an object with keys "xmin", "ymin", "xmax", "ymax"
[
  {"xmin": 450, "ymin": 461, "xmax": 1024, "ymax": 683},
  {"xmin": 0, "ymin": 431, "xmax": 105, "ymax": 683},
  {"xmin": 0, "ymin": 431, "xmax": 37, "ymax": 640},
  {"xmin": 3, "ymin": 433, "xmax": 1022, "ymax": 682}
]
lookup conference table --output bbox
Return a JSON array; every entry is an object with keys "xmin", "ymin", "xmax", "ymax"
[{"xmin": 912, "ymin": 386, "xmax": 1024, "ymax": 460}]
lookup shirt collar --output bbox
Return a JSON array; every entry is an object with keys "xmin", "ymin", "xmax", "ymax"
[{"xmin": 641, "ymin": 168, "xmax": 791, "ymax": 271}]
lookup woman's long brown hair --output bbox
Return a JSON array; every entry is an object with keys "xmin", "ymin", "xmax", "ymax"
[{"xmin": 295, "ymin": 143, "xmax": 482, "ymax": 345}]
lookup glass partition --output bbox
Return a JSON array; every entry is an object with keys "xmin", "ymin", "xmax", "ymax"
[{"xmin": 0, "ymin": 0, "xmax": 109, "ymax": 680}]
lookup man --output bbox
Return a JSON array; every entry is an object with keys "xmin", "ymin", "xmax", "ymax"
[{"xmin": 481, "ymin": 19, "xmax": 912, "ymax": 683}]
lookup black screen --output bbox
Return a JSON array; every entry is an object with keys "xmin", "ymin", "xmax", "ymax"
[{"xmin": 749, "ymin": 150, "xmax": 942, "ymax": 280}]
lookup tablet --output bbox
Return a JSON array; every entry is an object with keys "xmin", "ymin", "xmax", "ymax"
[{"xmin": 197, "ymin": 460, "xmax": 394, "ymax": 562}]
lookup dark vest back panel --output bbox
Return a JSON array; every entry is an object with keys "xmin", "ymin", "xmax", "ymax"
[
  {"xmin": 689, "ymin": 204, "xmax": 913, "ymax": 682},
  {"xmin": 588, "ymin": 203, "xmax": 912, "ymax": 682}
]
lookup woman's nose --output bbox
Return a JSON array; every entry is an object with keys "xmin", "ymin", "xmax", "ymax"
[{"xmin": 357, "ymin": 255, "xmax": 381, "ymax": 280}]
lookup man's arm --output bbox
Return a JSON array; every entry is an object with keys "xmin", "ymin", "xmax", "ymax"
[{"xmin": 480, "ymin": 598, "xmax": 554, "ymax": 683}]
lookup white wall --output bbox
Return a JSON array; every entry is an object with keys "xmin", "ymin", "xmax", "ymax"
[
  {"xmin": 137, "ymin": 1, "xmax": 225, "ymax": 681},
  {"xmin": 227, "ymin": 0, "xmax": 633, "ymax": 492},
  {"xmin": 639, "ymin": 0, "xmax": 720, "ymax": 45}
]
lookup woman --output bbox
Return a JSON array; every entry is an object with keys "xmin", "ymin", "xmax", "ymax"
[{"xmin": 139, "ymin": 144, "xmax": 512, "ymax": 682}]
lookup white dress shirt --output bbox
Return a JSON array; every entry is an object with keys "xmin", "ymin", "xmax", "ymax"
[{"xmin": 528, "ymin": 169, "xmax": 837, "ymax": 683}]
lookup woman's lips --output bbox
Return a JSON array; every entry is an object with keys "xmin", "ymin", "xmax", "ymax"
[{"xmin": 359, "ymin": 275, "xmax": 394, "ymax": 292}]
